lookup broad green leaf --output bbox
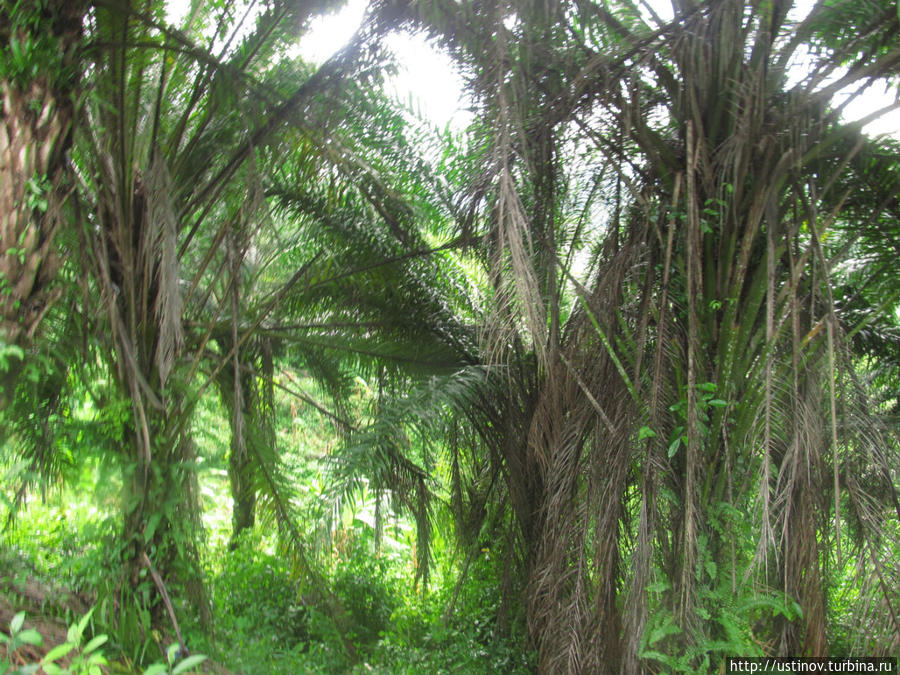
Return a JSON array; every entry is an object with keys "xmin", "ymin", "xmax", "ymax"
[
  {"xmin": 44, "ymin": 642, "xmax": 75, "ymax": 662},
  {"xmin": 18, "ymin": 628, "xmax": 43, "ymax": 646},
  {"xmin": 668, "ymin": 438, "xmax": 680, "ymax": 458},
  {"xmin": 83, "ymin": 634, "xmax": 108, "ymax": 654},
  {"xmin": 69, "ymin": 606, "xmax": 96, "ymax": 645},
  {"xmin": 172, "ymin": 654, "xmax": 208, "ymax": 674},
  {"xmin": 145, "ymin": 512, "xmax": 163, "ymax": 544},
  {"xmin": 10, "ymin": 612, "xmax": 25, "ymax": 634}
]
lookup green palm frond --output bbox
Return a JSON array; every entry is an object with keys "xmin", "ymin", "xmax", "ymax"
[{"xmin": 327, "ymin": 366, "xmax": 501, "ymax": 582}]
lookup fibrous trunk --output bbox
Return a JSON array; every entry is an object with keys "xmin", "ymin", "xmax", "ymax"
[{"xmin": 0, "ymin": 0, "xmax": 86, "ymax": 364}]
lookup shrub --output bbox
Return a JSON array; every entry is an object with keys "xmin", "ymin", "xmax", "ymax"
[{"xmin": 213, "ymin": 535, "xmax": 309, "ymax": 648}]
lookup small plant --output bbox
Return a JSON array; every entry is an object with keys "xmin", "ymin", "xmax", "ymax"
[
  {"xmin": 1, "ymin": 611, "xmax": 43, "ymax": 674},
  {"xmin": 25, "ymin": 176, "xmax": 50, "ymax": 214},
  {"xmin": 0, "ymin": 608, "xmax": 108, "ymax": 675},
  {"xmin": 331, "ymin": 536, "xmax": 398, "ymax": 649},
  {"xmin": 40, "ymin": 607, "xmax": 108, "ymax": 675},
  {"xmin": 214, "ymin": 534, "xmax": 310, "ymax": 646},
  {"xmin": 0, "ymin": 608, "xmax": 207, "ymax": 675},
  {"xmin": 142, "ymin": 643, "xmax": 207, "ymax": 675},
  {"xmin": 666, "ymin": 382, "xmax": 728, "ymax": 458}
]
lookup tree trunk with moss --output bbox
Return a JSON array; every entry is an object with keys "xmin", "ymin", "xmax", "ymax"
[
  {"xmin": 0, "ymin": 0, "xmax": 86, "ymax": 345},
  {"xmin": 0, "ymin": 0, "xmax": 86, "ymax": 401}
]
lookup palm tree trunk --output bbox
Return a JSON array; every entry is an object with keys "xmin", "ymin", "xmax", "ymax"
[{"xmin": 0, "ymin": 1, "xmax": 86, "ymax": 348}]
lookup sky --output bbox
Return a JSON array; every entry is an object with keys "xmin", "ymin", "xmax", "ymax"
[
  {"xmin": 297, "ymin": 0, "xmax": 899, "ymax": 138},
  {"xmin": 297, "ymin": 0, "xmax": 470, "ymax": 130}
]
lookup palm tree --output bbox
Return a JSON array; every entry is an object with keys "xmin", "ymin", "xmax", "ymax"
[
  {"xmin": 65, "ymin": 0, "xmax": 396, "ymax": 628},
  {"xmin": 391, "ymin": 0, "xmax": 900, "ymax": 670},
  {"xmin": 0, "ymin": 0, "xmax": 89, "ymax": 393}
]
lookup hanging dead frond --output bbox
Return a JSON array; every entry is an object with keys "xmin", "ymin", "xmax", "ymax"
[{"xmin": 147, "ymin": 154, "xmax": 184, "ymax": 389}]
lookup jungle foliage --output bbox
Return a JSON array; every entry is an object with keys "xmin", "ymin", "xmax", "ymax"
[{"xmin": 1, "ymin": 0, "xmax": 899, "ymax": 672}]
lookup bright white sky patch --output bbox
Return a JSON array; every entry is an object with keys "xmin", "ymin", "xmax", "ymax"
[
  {"xmin": 297, "ymin": 0, "xmax": 366, "ymax": 63},
  {"xmin": 382, "ymin": 31, "xmax": 472, "ymax": 131},
  {"xmin": 834, "ymin": 83, "xmax": 900, "ymax": 138},
  {"xmin": 785, "ymin": 0, "xmax": 900, "ymax": 138},
  {"xmin": 299, "ymin": 0, "xmax": 471, "ymax": 131}
]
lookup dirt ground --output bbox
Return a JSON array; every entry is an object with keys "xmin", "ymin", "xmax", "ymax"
[
  {"xmin": 0, "ymin": 574, "xmax": 234, "ymax": 674},
  {"xmin": 0, "ymin": 577, "xmax": 80, "ymax": 668}
]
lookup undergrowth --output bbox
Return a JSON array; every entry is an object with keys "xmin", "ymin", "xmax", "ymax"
[{"xmin": 0, "ymin": 474, "xmax": 534, "ymax": 673}]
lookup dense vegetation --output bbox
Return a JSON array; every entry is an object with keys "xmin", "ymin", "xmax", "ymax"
[{"xmin": 1, "ymin": 0, "xmax": 898, "ymax": 672}]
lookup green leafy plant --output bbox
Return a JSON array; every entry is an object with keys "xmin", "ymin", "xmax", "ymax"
[
  {"xmin": 666, "ymin": 382, "xmax": 728, "ymax": 458},
  {"xmin": 378, "ymin": 552, "xmax": 534, "ymax": 673},
  {"xmin": 39, "ymin": 607, "xmax": 108, "ymax": 675},
  {"xmin": 24, "ymin": 176, "xmax": 49, "ymax": 214},
  {"xmin": 0, "ymin": 608, "xmax": 107, "ymax": 675},
  {"xmin": 91, "ymin": 573, "xmax": 157, "ymax": 668},
  {"xmin": 141, "ymin": 643, "xmax": 207, "ymax": 675},
  {"xmin": 0, "ymin": 611, "xmax": 43, "ymax": 674},
  {"xmin": 213, "ymin": 535, "xmax": 310, "ymax": 646},
  {"xmin": 331, "ymin": 531, "xmax": 398, "ymax": 649}
]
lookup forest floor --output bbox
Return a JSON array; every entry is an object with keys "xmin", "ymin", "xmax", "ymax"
[{"xmin": 0, "ymin": 570, "xmax": 233, "ymax": 674}]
